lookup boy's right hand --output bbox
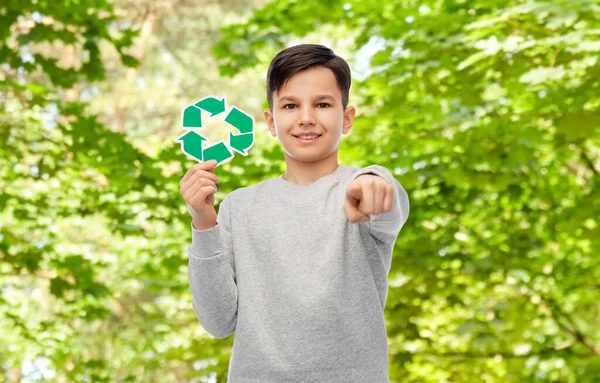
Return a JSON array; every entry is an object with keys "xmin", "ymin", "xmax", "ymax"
[{"xmin": 179, "ymin": 160, "xmax": 221, "ymax": 229}]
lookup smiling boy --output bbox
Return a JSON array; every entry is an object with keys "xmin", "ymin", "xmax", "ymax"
[{"xmin": 183, "ymin": 44, "xmax": 410, "ymax": 382}]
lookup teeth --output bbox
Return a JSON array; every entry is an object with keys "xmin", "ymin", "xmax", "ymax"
[{"xmin": 298, "ymin": 135, "xmax": 319, "ymax": 139}]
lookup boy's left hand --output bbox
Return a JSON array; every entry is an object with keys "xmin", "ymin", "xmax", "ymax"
[{"xmin": 344, "ymin": 174, "xmax": 394, "ymax": 224}]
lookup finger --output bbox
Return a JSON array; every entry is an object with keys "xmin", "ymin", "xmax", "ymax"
[
  {"xmin": 182, "ymin": 162, "xmax": 215, "ymax": 183},
  {"xmin": 192, "ymin": 185, "xmax": 218, "ymax": 203},
  {"xmin": 189, "ymin": 180, "xmax": 217, "ymax": 202},
  {"xmin": 181, "ymin": 160, "xmax": 218, "ymax": 183},
  {"xmin": 373, "ymin": 183, "xmax": 386, "ymax": 216},
  {"xmin": 184, "ymin": 177, "xmax": 215, "ymax": 197},
  {"xmin": 383, "ymin": 185, "xmax": 394, "ymax": 213},
  {"xmin": 346, "ymin": 183, "xmax": 372, "ymax": 222},
  {"xmin": 360, "ymin": 181, "xmax": 374, "ymax": 216},
  {"xmin": 344, "ymin": 197, "xmax": 369, "ymax": 223},
  {"xmin": 344, "ymin": 184, "xmax": 364, "ymax": 223},
  {"xmin": 345, "ymin": 184, "xmax": 362, "ymax": 203},
  {"xmin": 182, "ymin": 169, "xmax": 221, "ymax": 188}
]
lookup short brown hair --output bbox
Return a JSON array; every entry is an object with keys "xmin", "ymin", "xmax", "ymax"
[{"xmin": 266, "ymin": 44, "xmax": 351, "ymax": 111}]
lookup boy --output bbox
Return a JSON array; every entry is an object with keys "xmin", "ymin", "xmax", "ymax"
[{"xmin": 180, "ymin": 44, "xmax": 410, "ymax": 382}]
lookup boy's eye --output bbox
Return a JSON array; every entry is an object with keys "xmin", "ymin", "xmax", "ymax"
[{"xmin": 283, "ymin": 103, "xmax": 331, "ymax": 109}]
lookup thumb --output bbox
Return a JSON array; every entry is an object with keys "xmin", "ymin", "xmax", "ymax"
[{"xmin": 205, "ymin": 159, "xmax": 217, "ymax": 173}]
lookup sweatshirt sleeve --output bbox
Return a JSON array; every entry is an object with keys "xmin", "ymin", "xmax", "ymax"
[
  {"xmin": 187, "ymin": 194, "xmax": 238, "ymax": 339},
  {"xmin": 349, "ymin": 165, "xmax": 410, "ymax": 244}
]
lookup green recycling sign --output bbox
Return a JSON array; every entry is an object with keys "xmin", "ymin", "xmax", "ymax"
[{"xmin": 175, "ymin": 95, "xmax": 255, "ymax": 166}]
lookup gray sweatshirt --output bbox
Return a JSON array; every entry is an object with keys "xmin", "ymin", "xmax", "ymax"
[{"xmin": 187, "ymin": 164, "xmax": 410, "ymax": 382}]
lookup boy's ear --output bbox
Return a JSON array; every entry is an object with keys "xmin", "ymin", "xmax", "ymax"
[
  {"xmin": 342, "ymin": 106, "xmax": 356, "ymax": 134},
  {"xmin": 264, "ymin": 109, "xmax": 276, "ymax": 137}
]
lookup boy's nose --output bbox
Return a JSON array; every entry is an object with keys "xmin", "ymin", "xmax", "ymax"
[{"xmin": 298, "ymin": 109, "xmax": 316, "ymax": 126}]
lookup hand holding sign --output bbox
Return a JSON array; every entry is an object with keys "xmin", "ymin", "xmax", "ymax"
[{"xmin": 180, "ymin": 160, "xmax": 221, "ymax": 230}]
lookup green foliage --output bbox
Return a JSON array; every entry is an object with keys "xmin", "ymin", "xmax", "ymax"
[
  {"xmin": 1, "ymin": 0, "xmax": 599, "ymax": 382},
  {"xmin": 1, "ymin": 0, "xmax": 284, "ymax": 381}
]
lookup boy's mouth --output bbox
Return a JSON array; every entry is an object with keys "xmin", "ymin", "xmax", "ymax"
[
  {"xmin": 293, "ymin": 133, "xmax": 322, "ymax": 143},
  {"xmin": 292, "ymin": 133, "xmax": 322, "ymax": 139}
]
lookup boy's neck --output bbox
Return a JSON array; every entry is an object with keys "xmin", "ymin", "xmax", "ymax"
[{"xmin": 282, "ymin": 158, "xmax": 340, "ymax": 187}]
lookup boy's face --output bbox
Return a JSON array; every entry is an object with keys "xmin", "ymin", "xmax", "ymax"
[{"xmin": 264, "ymin": 66, "xmax": 355, "ymax": 164}]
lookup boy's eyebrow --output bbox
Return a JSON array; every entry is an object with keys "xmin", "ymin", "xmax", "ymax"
[{"xmin": 278, "ymin": 94, "xmax": 335, "ymax": 102}]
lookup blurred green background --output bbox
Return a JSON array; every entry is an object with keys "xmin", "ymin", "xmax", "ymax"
[{"xmin": 1, "ymin": 0, "xmax": 599, "ymax": 382}]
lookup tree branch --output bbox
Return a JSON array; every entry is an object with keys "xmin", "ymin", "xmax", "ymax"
[
  {"xmin": 579, "ymin": 147, "xmax": 598, "ymax": 176},
  {"xmin": 521, "ymin": 283, "xmax": 600, "ymax": 356}
]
